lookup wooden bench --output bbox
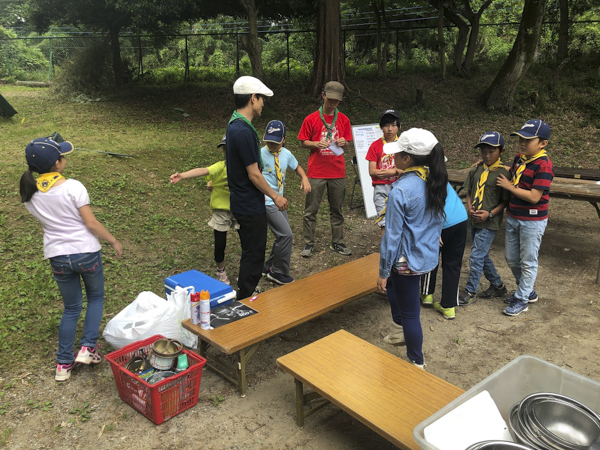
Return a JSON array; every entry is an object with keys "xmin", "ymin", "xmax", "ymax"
[
  {"xmin": 276, "ymin": 330, "xmax": 464, "ymax": 450},
  {"xmin": 447, "ymin": 168, "xmax": 600, "ymax": 283},
  {"xmin": 182, "ymin": 253, "xmax": 380, "ymax": 396}
]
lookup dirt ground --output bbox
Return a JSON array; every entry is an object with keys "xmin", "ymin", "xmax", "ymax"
[{"xmin": 2, "ymin": 195, "xmax": 600, "ymax": 450}]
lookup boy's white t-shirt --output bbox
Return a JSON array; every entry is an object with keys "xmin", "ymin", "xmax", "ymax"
[{"xmin": 25, "ymin": 179, "xmax": 101, "ymax": 259}]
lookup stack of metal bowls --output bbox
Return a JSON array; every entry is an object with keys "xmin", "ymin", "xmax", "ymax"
[
  {"xmin": 508, "ymin": 393, "xmax": 600, "ymax": 450},
  {"xmin": 466, "ymin": 440, "xmax": 535, "ymax": 450}
]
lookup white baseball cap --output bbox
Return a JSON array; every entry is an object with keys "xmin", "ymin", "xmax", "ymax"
[
  {"xmin": 384, "ymin": 128, "xmax": 438, "ymax": 156},
  {"xmin": 233, "ymin": 76, "xmax": 273, "ymax": 96}
]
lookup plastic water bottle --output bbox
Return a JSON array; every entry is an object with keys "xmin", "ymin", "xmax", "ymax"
[
  {"xmin": 190, "ymin": 292, "xmax": 200, "ymax": 325},
  {"xmin": 200, "ymin": 290, "xmax": 211, "ymax": 330}
]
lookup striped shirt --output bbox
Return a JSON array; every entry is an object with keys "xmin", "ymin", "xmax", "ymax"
[{"xmin": 507, "ymin": 153, "xmax": 554, "ymax": 221}]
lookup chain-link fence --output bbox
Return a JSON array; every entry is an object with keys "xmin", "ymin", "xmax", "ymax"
[{"xmin": 1, "ymin": 20, "xmax": 597, "ymax": 83}]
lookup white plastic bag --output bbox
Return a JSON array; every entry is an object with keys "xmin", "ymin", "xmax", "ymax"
[
  {"xmin": 166, "ymin": 286, "xmax": 198, "ymax": 349},
  {"xmin": 103, "ymin": 290, "xmax": 197, "ymax": 349}
]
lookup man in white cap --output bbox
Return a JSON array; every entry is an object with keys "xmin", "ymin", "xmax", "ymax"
[{"xmin": 226, "ymin": 76, "xmax": 288, "ymax": 300}]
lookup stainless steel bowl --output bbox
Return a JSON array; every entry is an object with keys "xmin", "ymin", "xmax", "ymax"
[
  {"xmin": 466, "ymin": 440, "xmax": 536, "ymax": 450},
  {"xmin": 531, "ymin": 397, "xmax": 600, "ymax": 447}
]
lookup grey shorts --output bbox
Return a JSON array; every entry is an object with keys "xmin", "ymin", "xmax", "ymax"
[
  {"xmin": 208, "ymin": 209, "xmax": 240, "ymax": 232},
  {"xmin": 373, "ymin": 184, "xmax": 393, "ymax": 228}
]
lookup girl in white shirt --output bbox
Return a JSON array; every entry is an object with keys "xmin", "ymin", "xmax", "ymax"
[{"xmin": 20, "ymin": 137, "xmax": 122, "ymax": 381}]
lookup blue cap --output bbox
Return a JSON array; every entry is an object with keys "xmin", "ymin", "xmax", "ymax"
[
  {"xmin": 511, "ymin": 119, "xmax": 551, "ymax": 140},
  {"xmin": 475, "ymin": 131, "xmax": 505, "ymax": 149},
  {"xmin": 25, "ymin": 137, "xmax": 74, "ymax": 173},
  {"xmin": 263, "ymin": 120, "xmax": 286, "ymax": 144},
  {"xmin": 216, "ymin": 135, "xmax": 226, "ymax": 148}
]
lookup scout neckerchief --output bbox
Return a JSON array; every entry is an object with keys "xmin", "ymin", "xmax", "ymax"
[
  {"xmin": 319, "ymin": 106, "xmax": 338, "ymax": 140},
  {"xmin": 472, "ymin": 159, "xmax": 504, "ymax": 210},
  {"xmin": 380, "ymin": 136, "xmax": 398, "ymax": 167},
  {"xmin": 268, "ymin": 147, "xmax": 283, "ymax": 191},
  {"xmin": 511, "ymin": 150, "xmax": 547, "ymax": 186},
  {"xmin": 229, "ymin": 110, "xmax": 263, "ymax": 168},
  {"xmin": 374, "ymin": 165, "xmax": 429, "ymax": 224},
  {"xmin": 36, "ymin": 172, "xmax": 65, "ymax": 192}
]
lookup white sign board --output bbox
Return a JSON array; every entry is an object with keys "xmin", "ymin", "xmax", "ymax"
[{"xmin": 351, "ymin": 123, "xmax": 383, "ymax": 219}]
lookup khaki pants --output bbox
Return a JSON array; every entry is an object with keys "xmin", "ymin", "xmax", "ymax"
[{"xmin": 303, "ymin": 178, "xmax": 346, "ymax": 245}]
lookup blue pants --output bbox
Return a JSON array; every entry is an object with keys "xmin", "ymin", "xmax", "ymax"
[
  {"xmin": 465, "ymin": 226, "xmax": 503, "ymax": 294},
  {"xmin": 504, "ymin": 216, "xmax": 547, "ymax": 302},
  {"xmin": 49, "ymin": 251, "xmax": 105, "ymax": 364},
  {"xmin": 387, "ymin": 272, "xmax": 423, "ymax": 365}
]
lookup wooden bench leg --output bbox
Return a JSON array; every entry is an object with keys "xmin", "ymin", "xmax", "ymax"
[
  {"xmin": 293, "ymin": 378, "xmax": 330, "ymax": 427},
  {"xmin": 198, "ymin": 341, "xmax": 263, "ymax": 397}
]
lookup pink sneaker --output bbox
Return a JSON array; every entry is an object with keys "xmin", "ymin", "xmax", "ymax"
[
  {"xmin": 75, "ymin": 346, "xmax": 102, "ymax": 365},
  {"xmin": 55, "ymin": 363, "xmax": 74, "ymax": 381}
]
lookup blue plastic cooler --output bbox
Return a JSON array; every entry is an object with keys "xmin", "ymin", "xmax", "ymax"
[{"xmin": 164, "ymin": 270, "xmax": 236, "ymax": 309}]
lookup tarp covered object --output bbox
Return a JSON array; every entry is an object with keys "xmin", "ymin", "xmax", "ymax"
[{"xmin": 0, "ymin": 93, "xmax": 17, "ymax": 118}]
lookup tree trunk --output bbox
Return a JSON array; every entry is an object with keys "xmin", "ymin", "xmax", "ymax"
[
  {"xmin": 483, "ymin": 0, "xmax": 548, "ymax": 110},
  {"xmin": 557, "ymin": 0, "xmax": 569, "ymax": 62},
  {"xmin": 239, "ymin": 0, "xmax": 264, "ymax": 79},
  {"xmin": 372, "ymin": 1, "xmax": 384, "ymax": 77},
  {"xmin": 462, "ymin": 14, "xmax": 481, "ymax": 75},
  {"xmin": 109, "ymin": 26, "xmax": 123, "ymax": 87},
  {"xmin": 311, "ymin": 0, "xmax": 346, "ymax": 96},
  {"xmin": 428, "ymin": 0, "xmax": 468, "ymax": 75},
  {"xmin": 437, "ymin": 0, "xmax": 446, "ymax": 80},
  {"xmin": 381, "ymin": 1, "xmax": 391, "ymax": 77}
]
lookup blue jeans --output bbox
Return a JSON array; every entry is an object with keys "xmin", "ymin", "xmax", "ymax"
[
  {"xmin": 465, "ymin": 227, "xmax": 503, "ymax": 294},
  {"xmin": 504, "ymin": 216, "xmax": 547, "ymax": 303},
  {"xmin": 49, "ymin": 252, "xmax": 105, "ymax": 364},
  {"xmin": 387, "ymin": 272, "xmax": 423, "ymax": 365}
]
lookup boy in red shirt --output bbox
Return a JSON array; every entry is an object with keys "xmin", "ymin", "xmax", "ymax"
[
  {"xmin": 298, "ymin": 81, "xmax": 354, "ymax": 257},
  {"xmin": 366, "ymin": 109, "xmax": 402, "ymax": 236}
]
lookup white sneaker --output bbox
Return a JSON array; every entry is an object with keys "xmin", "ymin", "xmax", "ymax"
[
  {"xmin": 412, "ymin": 361, "xmax": 426, "ymax": 370},
  {"xmin": 55, "ymin": 363, "xmax": 74, "ymax": 381},
  {"xmin": 216, "ymin": 269, "xmax": 230, "ymax": 285},
  {"xmin": 383, "ymin": 322, "xmax": 405, "ymax": 346},
  {"xmin": 75, "ymin": 346, "xmax": 102, "ymax": 365}
]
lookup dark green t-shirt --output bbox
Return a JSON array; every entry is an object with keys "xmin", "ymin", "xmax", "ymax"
[{"xmin": 463, "ymin": 165, "xmax": 510, "ymax": 231}]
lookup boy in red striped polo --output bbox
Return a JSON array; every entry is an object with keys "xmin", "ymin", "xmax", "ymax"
[{"xmin": 496, "ymin": 119, "xmax": 554, "ymax": 316}]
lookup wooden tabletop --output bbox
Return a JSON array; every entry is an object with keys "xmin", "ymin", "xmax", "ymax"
[
  {"xmin": 447, "ymin": 168, "xmax": 600, "ymax": 203},
  {"xmin": 276, "ymin": 330, "xmax": 464, "ymax": 450},
  {"xmin": 182, "ymin": 253, "xmax": 380, "ymax": 354}
]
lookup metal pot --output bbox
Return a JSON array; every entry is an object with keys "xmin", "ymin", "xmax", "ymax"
[{"xmin": 149, "ymin": 339, "xmax": 183, "ymax": 371}]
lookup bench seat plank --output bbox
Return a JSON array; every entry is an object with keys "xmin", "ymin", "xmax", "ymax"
[
  {"xmin": 277, "ymin": 330, "xmax": 464, "ymax": 450},
  {"xmin": 182, "ymin": 253, "xmax": 380, "ymax": 355}
]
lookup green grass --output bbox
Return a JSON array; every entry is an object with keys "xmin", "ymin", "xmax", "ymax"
[{"xmin": 0, "ymin": 66, "xmax": 599, "ymax": 374}]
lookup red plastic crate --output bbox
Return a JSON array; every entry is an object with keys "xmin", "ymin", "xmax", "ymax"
[{"xmin": 105, "ymin": 335, "xmax": 206, "ymax": 424}]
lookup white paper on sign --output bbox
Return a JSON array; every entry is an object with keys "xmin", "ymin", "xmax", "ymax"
[
  {"xmin": 329, "ymin": 142, "xmax": 344, "ymax": 156},
  {"xmin": 423, "ymin": 390, "xmax": 513, "ymax": 450}
]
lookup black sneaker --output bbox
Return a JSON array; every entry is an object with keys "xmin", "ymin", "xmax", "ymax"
[
  {"xmin": 330, "ymin": 243, "xmax": 352, "ymax": 256},
  {"xmin": 479, "ymin": 283, "xmax": 508, "ymax": 299},
  {"xmin": 458, "ymin": 289, "xmax": 477, "ymax": 306},
  {"xmin": 504, "ymin": 290, "xmax": 538, "ymax": 304},
  {"xmin": 266, "ymin": 270, "xmax": 295, "ymax": 285},
  {"xmin": 301, "ymin": 244, "xmax": 314, "ymax": 258}
]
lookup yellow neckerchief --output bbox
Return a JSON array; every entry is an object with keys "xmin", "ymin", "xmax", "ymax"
[
  {"xmin": 472, "ymin": 159, "xmax": 504, "ymax": 210},
  {"xmin": 36, "ymin": 172, "xmax": 65, "ymax": 192},
  {"xmin": 511, "ymin": 150, "xmax": 547, "ymax": 186},
  {"xmin": 404, "ymin": 165, "xmax": 429, "ymax": 182},
  {"xmin": 374, "ymin": 165, "xmax": 428, "ymax": 224},
  {"xmin": 268, "ymin": 149, "xmax": 283, "ymax": 191},
  {"xmin": 380, "ymin": 136, "xmax": 398, "ymax": 167}
]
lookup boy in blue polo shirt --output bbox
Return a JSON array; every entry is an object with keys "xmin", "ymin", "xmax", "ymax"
[
  {"xmin": 261, "ymin": 120, "xmax": 311, "ymax": 284},
  {"xmin": 497, "ymin": 119, "xmax": 554, "ymax": 316}
]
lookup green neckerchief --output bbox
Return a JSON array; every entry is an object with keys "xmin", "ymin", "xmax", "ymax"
[
  {"xmin": 229, "ymin": 110, "xmax": 263, "ymax": 168},
  {"xmin": 318, "ymin": 106, "xmax": 339, "ymax": 140},
  {"xmin": 229, "ymin": 111, "xmax": 260, "ymax": 145}
]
